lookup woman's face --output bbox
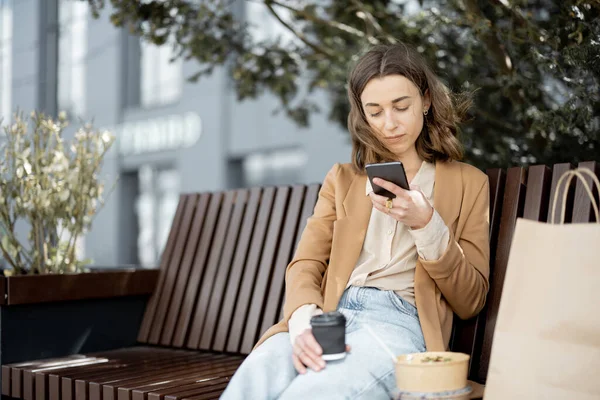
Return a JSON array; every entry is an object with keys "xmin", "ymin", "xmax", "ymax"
[{"xmin": 360, "ymin": 74, "xmax": 430, "ymax": 159}]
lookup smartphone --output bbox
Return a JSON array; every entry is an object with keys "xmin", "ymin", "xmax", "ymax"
[{"xmin": 365, "ymin": 161, "xmax": 410, "ymax": 198}]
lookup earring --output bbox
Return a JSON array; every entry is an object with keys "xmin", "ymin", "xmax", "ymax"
[{"xmin": 424, "ymin": 109, "xmax": 429, "ymax": 116}]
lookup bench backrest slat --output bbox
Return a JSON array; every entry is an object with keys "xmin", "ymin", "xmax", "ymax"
[
  {"xmin": 279, "ymin": 184, "xmax": 321, "ymax": 320},
  {"xmin": 212, "ymin": 188, "xmax": 262, "ymax": 352},
  {"xmin": 226, "ymin": 187, "xmax": 277, "ymax": 353},
  {"xmin": 159, "ymin": 193, "xmax": 211, "ymax": 346},
  {"xmin": 186, "ymin": 191, "xmax": 237, "ymax": 348},
  {"xmin": 294, "ymin": 184, "xmax": 321, "ymax": 250},
  {"xmin": 547, "ymin": 163, "xmax": 574, "ymax": 224},
  {"xmin": 523, "ymin": 165, "xmax": 552, "ymax": 222},
  {"xmin": 240, "ymin": 187, "xmax": 293, "ymax": 354},
  {"xmin": 147, "ymin": 193, "xmax": 201, "ymax": 345},
  {"xmin": 137, "ymin": 194, "xmax": 188, "ymax": 342},
  {"xmin": 144, "ymin": 196, "xmax": 195, "ymax": 344},
  {"xmin": 170, "ymin": 193, "xmax": 224, "ymax": 347},
  {"xmin": 198, "ymin": 189, "xmax": 250, "ymax": 350},
  {"xmin": 572, "ymin": 161, "xmax": 599, "ymax": 223},
  {"xmin": 137, "ymin": 194, "xmax": 193, "ymax": 343},
  {"xmin": 258, "ymin": 185, "xmax": 308, "ymax": 341},
  {"xmin": 449, "ymin": 168, "xmax": 505, "ymax": 379},
  {"xmin": 487, "ymin": 169, "xmax": 506, "ymax": 273},
  {"xmin": 477, "ymin": 167, "xmax": 526, "ymax": 382}
]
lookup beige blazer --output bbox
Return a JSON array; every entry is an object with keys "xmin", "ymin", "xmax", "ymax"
[{"xmin": 256, "ymin": 160, "xmax": 490, "ymax": 351}]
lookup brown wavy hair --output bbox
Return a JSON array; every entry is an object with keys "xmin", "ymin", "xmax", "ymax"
[{"xmin": 347, "ymin": 43, "xmax": 471, "ymax": 172}]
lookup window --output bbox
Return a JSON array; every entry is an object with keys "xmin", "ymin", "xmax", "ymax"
[
  {"xmin": 135, "ymin": 165, "xmax": 180, "ymax": 268},
  {"xmin": 241, "ymin": 148, "xmax": 307, "ymax": 187},
  {"xmin": 0, "ymin": 0, "xmax": 12, "ymax": 123},
  {"xmin": 58, "ymin": 0, "xmax": 88, "ymax": 118},
  {"xmin": 140, "ymin": 38, "xmax": 182, "ymax": 108}
]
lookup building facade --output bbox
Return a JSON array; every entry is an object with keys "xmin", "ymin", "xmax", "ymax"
[{"xmin": 0, "ymin": 0, "xmax": 353, "ymax": 268}]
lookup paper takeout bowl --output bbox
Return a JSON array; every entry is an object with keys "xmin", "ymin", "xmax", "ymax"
[{"xmin": 395, "ymin": 351, "xmax": 470, "ymax": 393}]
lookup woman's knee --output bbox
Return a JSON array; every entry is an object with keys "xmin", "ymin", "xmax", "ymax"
[
  {"xmin": 279, "ymin": 354, "xmax": 395, "ymax": 400},
  {"xmin": 222, "ymin": 333, "xmax": 296, "ymax": 399},
  {"xmin": 237, "ymin": 332, "xmax": 294, "ymax": 374}
]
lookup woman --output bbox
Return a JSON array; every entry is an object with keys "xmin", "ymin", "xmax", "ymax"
[{"xmin": 221, "ymin": 42, "xmax": 490, "ymax": 399}]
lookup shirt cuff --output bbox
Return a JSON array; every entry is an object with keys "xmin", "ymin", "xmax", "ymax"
[
  {"xmin": 288, "ymin": 304, "xmax": 323, "ymax": 346},
  {"xmin": 408, "ymin": 209, "xmax": 450, "ymax": 261}
]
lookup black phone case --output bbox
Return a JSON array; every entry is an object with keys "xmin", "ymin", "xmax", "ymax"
[{"xmin": 365, "ymin": 162, "xmax": 410, "ymax": 198}]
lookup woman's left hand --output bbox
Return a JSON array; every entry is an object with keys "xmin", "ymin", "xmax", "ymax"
[{"xmin": 369, "ymin": 177, "xmax": 433, "ymax": 229}]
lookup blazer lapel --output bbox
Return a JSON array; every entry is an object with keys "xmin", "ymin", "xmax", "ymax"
[
  {"xmin": 413, "ymin": 161, "xmax": 463, "ymax": 348},
  {"xmin": 432, "ymin": 161, "xmax": 461, "ymax": 227},
  {"xmin": 323, "ymin": 173, "xmax": 372, "ymax": 310}
]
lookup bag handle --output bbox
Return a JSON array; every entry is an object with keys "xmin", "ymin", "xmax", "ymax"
[{"xmin": 550, "ymin": 168, "xmax": 600, "ymax": 224}]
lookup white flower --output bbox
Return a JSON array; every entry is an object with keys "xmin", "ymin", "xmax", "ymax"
[{"xmin": 101, "ymin": 131, "xmax": 113, "ymax": 144}]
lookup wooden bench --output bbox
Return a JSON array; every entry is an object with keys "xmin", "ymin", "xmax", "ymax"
[{"xmin": 2, "ymin": 161, "xmax": 598, "ymax": 400}]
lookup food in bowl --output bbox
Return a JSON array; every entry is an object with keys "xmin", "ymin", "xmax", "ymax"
[
  {"xmin": 395, "ymin": 351, "xmax": 469, "ymax": 393},
  {"xmin": 421, "ymin": 356, "xmax": 452, "ymax": 363}
]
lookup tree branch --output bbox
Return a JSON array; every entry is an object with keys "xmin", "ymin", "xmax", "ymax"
[
  {"xmin": 0, "ymin": 220, "xmax": 33, "ymax": 268},
  {"xmin": 0, "ymin": 243, "xmax": 19, "ymax": 272},
  {"xmin": 350, "ymin": 0, "xmax": 397, "ymax": 44},
  {"xmin": 263, "ymin": 1, "xmax": 335, "ymax": 57},
  {"xmin": 269, "ymin": 0, "xmax": 379, "ymax": 44},
  {"xmin": 463, "ymin": 0, "xmax": 513, "ymax": 75}
]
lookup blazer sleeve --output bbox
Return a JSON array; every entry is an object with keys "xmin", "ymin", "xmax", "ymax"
[
  {"xmin": 419, "ymin": 176, "xmax": 490, "ymax": 320},
  {"xmin": 282, "ymin": 164, "xmax": 339, "ymax": 322}
]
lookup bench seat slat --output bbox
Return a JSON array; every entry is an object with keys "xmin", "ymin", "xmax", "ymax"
[
  {"xmin": 10, "ymin": 356, "xmax": 103, "ymax": 399},
  {"xmin": 102, "ymin": 357, "xmax": 240, "ymax": 400},
  {"xmin": 51, "ymin": 349, "xmax": 192, "ymax": 386},
  {"xmin": 141, "ymin": 368, "xmax": 237, "ymax": 400},
  {"xmin": 163, "ymin": 380, "xmax": 230, "ymax": 400},
  {"xmin": 21, "ymin": 348, "xmax": 162, "ymax": 400},
  {"xmin": 125, "ymin": 360, "xmax": 241, "ymax": 400},
  {"xmin": 80, "ymin": 353, "xmax": 215, "ymax": 400},
  {"xmin": 2, "ymin": 366, "xmax": 10, "ymax": 396}
]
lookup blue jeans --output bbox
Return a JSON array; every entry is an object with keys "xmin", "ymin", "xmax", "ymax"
[{"xmin": 220, "ymin": 286, "xmax": 426, "ymax": 400}]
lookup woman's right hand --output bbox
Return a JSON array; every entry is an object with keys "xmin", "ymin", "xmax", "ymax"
[
  {"xmin": 292, "ymin": 329, "xmax": 326, "ymax": 374},
  {"xmin": 292, "ymin": 329, "xmax": 351, "ymax": 374}
]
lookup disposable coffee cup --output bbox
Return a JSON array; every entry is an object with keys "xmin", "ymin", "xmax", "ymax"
[{"xmin": 310, "ymin": 311, "xmax": 346, "ymax": 361}]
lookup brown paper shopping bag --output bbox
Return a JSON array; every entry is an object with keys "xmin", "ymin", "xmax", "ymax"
[{"xmin": 484, "ymin": 169, "xmax": 600, "ymax": 400}]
